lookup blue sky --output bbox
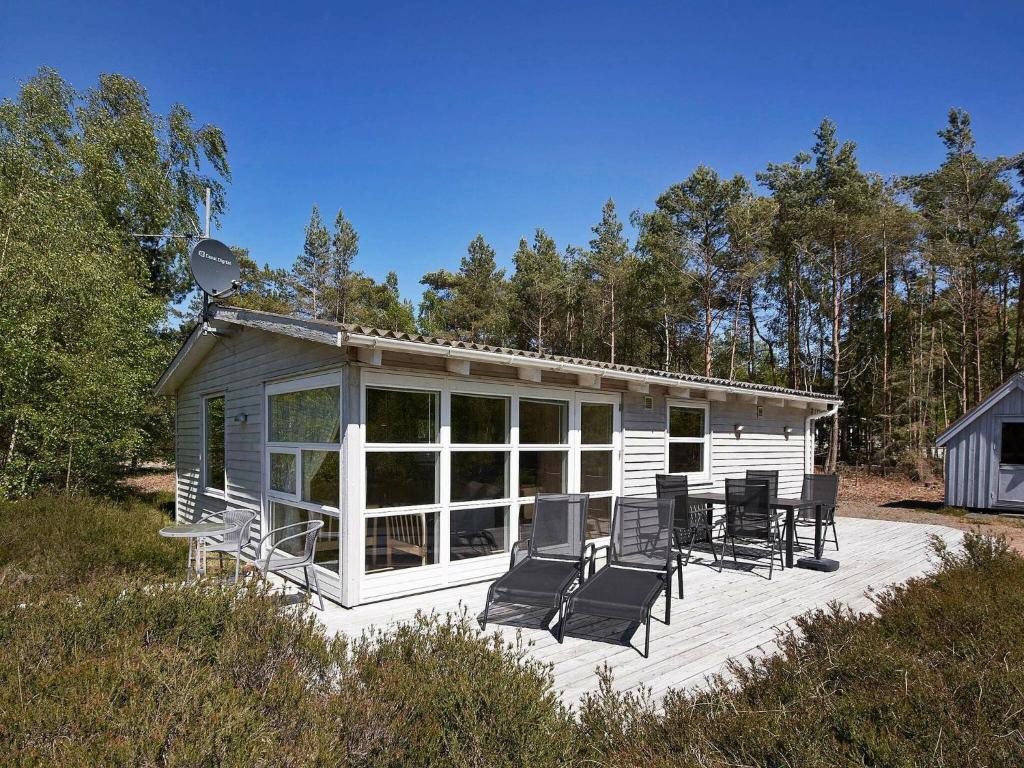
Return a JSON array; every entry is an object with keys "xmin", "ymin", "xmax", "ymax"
[{"xmin": 3, "ymin": 1, "xmax": 1022, "ymax": 306}]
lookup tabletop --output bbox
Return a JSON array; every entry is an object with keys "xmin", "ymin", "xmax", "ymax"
[
  {"xmin": 159, "ymin": 521, "xmax": 240, "ymax": 538},
  {"xmin": 687, "ymin": 492, "xmax": 818, "ymax": 510}
]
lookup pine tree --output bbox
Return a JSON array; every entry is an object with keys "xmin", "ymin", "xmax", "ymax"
[
  {"xmin": 509, "ymin": 229, "xmax": 565, "ymax": 353},
  {"xmin": 584, "ymin": 200, "xmax": 632, "ymax": 364},
  {"xmin": 293, "ymin": 205, "xmax": 331, "ymax": 318},
  {"xmin": 328, "ymin": 208, "xmax": 359, "ymax": 322}
]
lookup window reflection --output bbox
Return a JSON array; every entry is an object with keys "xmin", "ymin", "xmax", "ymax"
[
  {"xmin": 365, "ymin": 512, "xmax": 438, "ymax": 572},
  {"xmin": 450, "ymin": 506, "xmax": 507, "ymax": 560}
]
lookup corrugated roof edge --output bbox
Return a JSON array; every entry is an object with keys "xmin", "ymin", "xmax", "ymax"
[{"xmin": 201, "ymin": 305, "xmax": 840, "ymax": 403}]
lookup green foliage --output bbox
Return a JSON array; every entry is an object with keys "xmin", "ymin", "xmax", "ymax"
[
  {"xmin": 420, "ymin": 234, "xmax": 509, "ymax": 342},
  {"xmin": 0, "ymin": 493, "xmax": 573, "ymax": 767},
  {"xmin": 576, "ymin": 531, "xmax": 1024, "ymax": 767},
  {"xmin": 0, "ymin": 492, "xmax": 184, "ymax": 598},
  {"xmin": 0, "ymin": 68, "xmax": 230, "ymax": 494}
]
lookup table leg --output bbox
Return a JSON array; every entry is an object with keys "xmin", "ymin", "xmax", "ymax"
[
  {"xmin": 785, "ymin": 507, "xmax": 795, "ymax": 568},
  {"xmin": 187, "ymin": 537, "xmax": 194, "ymax": 581}
]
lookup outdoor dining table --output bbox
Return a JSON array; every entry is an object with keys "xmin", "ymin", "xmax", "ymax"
[
  {"xmin": 158, "ymin": 521, "xmax": 241, "ymax": 580},
  {"xmin": 686, "ymin": 492, "xmax": 819, "ymax": 568}
]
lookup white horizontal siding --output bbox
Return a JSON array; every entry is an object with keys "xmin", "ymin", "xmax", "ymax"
[
  {"xmin": 622, "ymin": 392, "xmax": 809, "ymax": 498},
  {"xmin": 174, "ymin": 326, "xmax": 348, "ymax": 563}
]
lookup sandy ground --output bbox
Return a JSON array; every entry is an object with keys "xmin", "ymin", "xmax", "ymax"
[
  {"xmin": 122, "ymin": 465, "xmax": 1024, "ymax": 552},
  {"xmin": 837, "ymin": 467, "xmax": 1024, "ymax": 553}
]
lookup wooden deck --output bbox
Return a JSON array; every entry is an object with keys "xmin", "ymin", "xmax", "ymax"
[{"xmin": 314, "ymin": 517, "xmax": 961, "ymax": 705}]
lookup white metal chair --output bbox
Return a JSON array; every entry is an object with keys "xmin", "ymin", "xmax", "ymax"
[
  {"xmin": 198, "ymin": 508, "xmax": 256, "ymax": 583},
  {"xmin": 255, "ymin": 519, "xmax": 325, "ymax": 610}
]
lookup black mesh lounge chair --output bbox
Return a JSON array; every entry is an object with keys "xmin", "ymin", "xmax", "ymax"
[
  {"xmin": 480, "ymin": 494, "xmax": 591, "ymax": 631},
  {"xmin": 720, "ymin": 478, "xmax": 785, "ymax": 579},
  {"xmin": 746, "ymin": 469, "xmax": 779, "ymax": 499},
  {"xmin": 656, "ymin": 474, "xmax": 718, "ymax": 584},
  {"xmin": 795, "ymin": 473, "xmax": 840, "ymax": 551},
  {"xmin": 559, "ymin": 497, "xmax": 675, "ymax": 658}
]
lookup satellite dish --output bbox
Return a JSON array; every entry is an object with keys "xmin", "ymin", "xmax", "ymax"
[{"xmin": 189, "ymin": 238, "xmax": 240, "ymax": 297}]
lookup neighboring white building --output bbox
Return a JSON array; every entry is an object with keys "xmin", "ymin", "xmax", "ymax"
[
  {"xmin": 936, "ymin": 372, "xmax": 1024, "ymax": 511},
  {"xmin": 155, "ymin": 305, "xmax": 840, "ymax": 607}
]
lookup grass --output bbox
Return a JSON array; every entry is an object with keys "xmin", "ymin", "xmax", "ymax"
[{"xmin": 2, "ymin": 492, "xmax": 1022, "ymax": 766}]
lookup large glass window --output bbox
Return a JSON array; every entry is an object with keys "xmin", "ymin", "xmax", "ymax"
[
  {"xmin": 269, "ymin": 387, "xmax": 341, "ymax": 443},
  {"xmin": 667, "ymin": 403, "xmax": 709, "ymax": 476},
  {"xmin": 365, "ymin": 512, "xmax": 438, "ymax": 573},
  {"xmin": 366, "ymin": 387, "xmax": 438, "ymax": 443},
  {"xmin": 520, "ymin": 398, "xmax": 568, "ymax": 444},
  {"xmin": 203, "ymin": 395, "xmax": 225, "ymax": 493},
  {"xmin": 270, "ymin": 502, "xmax": 339, "ymax": 570},
  {"xmin": 265, "ymin": 377, "xmax": 342, "ymax": 576},
  {"xmin": 363, "ymin": 379, "xmax": 621, "ymax": 581},
  {"xmin": 450, "ymin": 506, "xmax": 507, "ymax": 560},
  {"xmin": 364, "ymin": 386, "xmax": 443, "ymax": 573},
  {"xmin": 366, "ymin": 452, "xmax": 439, "ymax": 508},
  {"xmin": 451, "ymin": 394, "xmax": 508, "ymax": 443}
]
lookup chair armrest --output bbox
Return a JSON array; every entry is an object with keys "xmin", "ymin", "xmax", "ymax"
[
  {"xmin": 509, "ymin": 538, "xmax": 531, "ymax": 570},
  {"xmin": 581, "ymin": 542, "xmax": 596, "ymax": 579},
  {"xmin": 589, "ymin": 544, "xmax": 611, "ymax": 577},
  {"xmin": 257, "ymin": 529, "xmax": 317, "ymax": 573}
]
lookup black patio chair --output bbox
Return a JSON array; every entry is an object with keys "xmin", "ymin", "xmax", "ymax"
[
  {"xmin": 656, "ymin": 474, "xmax": 717, "ymax": 583},
  {"xmin": 746, "ymin": 469, "xmax": 779, "ymax": 500},
  {"xmin": 795, "ymin": 473, "xmax": 840, "ymax": 551},
  {"xmin": 559, "ymin": 496, "xmax": 675, "ymax": 658},
  {"xmin": 480, "ymin": 493, "xmax": 591, "ymax": 631},
  {"xmin": 719, "ymin": 478, "xmax": 785, "ymax": 579}
]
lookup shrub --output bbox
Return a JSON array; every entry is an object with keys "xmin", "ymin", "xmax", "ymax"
[
  {"xmin": 0, "ymin": 502, "xmax": 573, "ymax": 767},
  {"xmin": 576, "ymin": 531, "xmax": 1024, "ymax": 767},
  {"xmin": 0, "ymin": 492, "xmax": 185, "ymax": 600}
]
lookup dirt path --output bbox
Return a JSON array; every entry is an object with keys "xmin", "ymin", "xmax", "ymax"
[{"xmin": 837, "ymin": 469, "xmax": 1024, "ymax": 553}]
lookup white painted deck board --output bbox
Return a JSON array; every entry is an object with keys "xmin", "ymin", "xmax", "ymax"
[{"xmin": 313, "ymin": 517, "xmax": 960, "ymax": 706}]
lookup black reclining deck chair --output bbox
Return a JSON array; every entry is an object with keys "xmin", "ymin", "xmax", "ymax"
[
  {"xmin": 480, "ymin": 493, "xmax": 591, "ymax": 631},
  {"xmin": 559, "ymin": 497, "xmax": 675, "ymax": 658}
]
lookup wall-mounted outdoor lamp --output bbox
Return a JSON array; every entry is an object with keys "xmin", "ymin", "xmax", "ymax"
[
  {"xmin": 733, "ymin": 424, "xmax": 744, "ymax": 436},
  {"xmin": 783, "ymin": 425, "xmax": 793, "ymax": 436},
  {"xmin": 234, "ymin": 412, "xmax": 248, "ymax": 425}
]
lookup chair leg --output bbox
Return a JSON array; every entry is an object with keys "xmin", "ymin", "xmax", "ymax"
[
  {"xmin": 717, "ymin": 532, "xmax": 726, "ymax": 573},
  {"xmin": 676, "ymin": 552, "xmax": 684, "ymax": 596},
  {"xmin": 309, "ymin": 565, "xmax": 324, "ymax": 611},
  {"xmin": 665, "ymin": 577, "xmax": 672, "ymax": 624},
  {"xmin": 686, "ymin": 529, "xmax": 697, "ymax": 566},
  {"xmin": 480, "ymin": 585, "xmax": 493, "ymax": 630},
  {"xmin": 234, "ymin": 553, "xmax": 240, "ymax": 583},
  {"xmin": 558, "ymin": 599, "xmax": 570, "ymax": 644},
  {"xmin": 731, "ymin": 537, "xmax": 738, "ymax": 564},
  {"xmin": 644, "ymin": 614, "xmax": 651, "ymax": 658},
  {"xmin": 831, "ymin": 520, "xmax": 840, "ymax": 550}
]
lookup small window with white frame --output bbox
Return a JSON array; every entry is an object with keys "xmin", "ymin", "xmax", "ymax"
[
  {"xmin": 202, "ymin": 393, "xmax": 226, "ymax": 495},
  {"xmin": 666, "ymin": 400, "xmax": 710, "ymax": 481},
  {"xmin": 265, "ymin": 373, "xmax": 342, "ymax": 572}
]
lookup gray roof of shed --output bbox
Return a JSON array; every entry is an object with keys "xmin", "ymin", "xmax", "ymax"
[{"xmin": 155, "ymin": 305, "xmax": 842, "ymax": 404}]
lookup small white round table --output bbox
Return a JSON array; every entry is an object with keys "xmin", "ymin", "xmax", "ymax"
[{"xmin": 159, "ymin": 521, "xmax": 241, "ymax": 580}]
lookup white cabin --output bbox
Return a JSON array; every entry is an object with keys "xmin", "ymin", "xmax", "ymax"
[{"xmin": 155, "ymin": 306, "xmax": 839, "ymax": 606}]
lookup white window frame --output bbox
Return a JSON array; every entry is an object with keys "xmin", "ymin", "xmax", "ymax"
[
  {"xmin": 264, "ymin": 372, "xmax": 344, "ymax": 574},
  {"xmin": 665, "ymin": 399, "xmax": 711, "ymax": 483},
  {"xmin": 201, "ymin": 392, "xmax": 226, "ymax": 499},
  {"xmin": 576, "ymin": 395, "xmax": 621, "ymax": 540},
  {"xmin": 359, "ymin": 369, "xmax": 623, "ymax": 596}
]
